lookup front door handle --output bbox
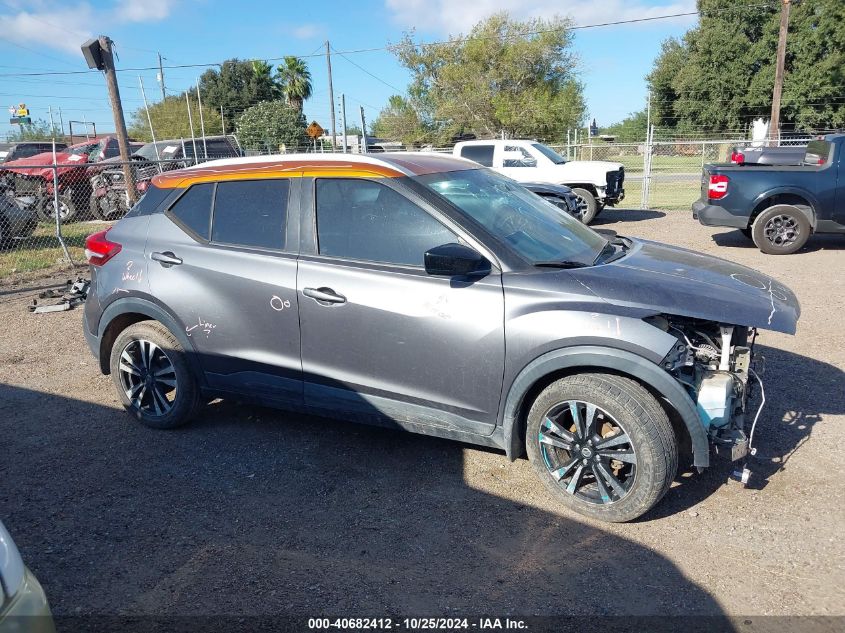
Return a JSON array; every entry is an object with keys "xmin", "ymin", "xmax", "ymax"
[
  {"xmin": 151, "ymin": 251, "xmax": 183, "ymax": 267},
  {"xmin": 303, "ymin": 287, "xmax": 346, "ymax": 305}
]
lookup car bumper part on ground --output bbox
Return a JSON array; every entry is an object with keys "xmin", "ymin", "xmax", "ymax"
[
  {"xmin": 0, "ymin": 568, "xmax": 55, "ymax": 633},
  {"xmin": 692, "ymin": 199, "xmax": 748, "ymax": 228}
]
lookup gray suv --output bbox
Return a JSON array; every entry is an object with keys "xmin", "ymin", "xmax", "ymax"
[{"xmin": 82, "ymin": 153, "xmax": 799, "ymax": 522}]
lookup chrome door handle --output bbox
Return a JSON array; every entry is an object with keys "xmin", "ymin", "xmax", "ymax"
[
  {"xmin": 303, "ymin": 287, "xmax": 346, "ymax": 305},
  {"xmin": 151, "ymin": 251, "xmax": 182, "ymax": 267}
]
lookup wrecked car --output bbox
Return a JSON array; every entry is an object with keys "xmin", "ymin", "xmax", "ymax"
[
  {"xmin": 82, "ymin": 153, "xmax": 799, "ymax": 522},
  {"xmin": 0, "ymin": 136, "xmax": 129, "ymax": 223}
]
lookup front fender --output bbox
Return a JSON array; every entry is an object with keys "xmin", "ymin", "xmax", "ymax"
[{"xmin": 501, "ymin": 346, "xmax": 710, "ymax": 468}]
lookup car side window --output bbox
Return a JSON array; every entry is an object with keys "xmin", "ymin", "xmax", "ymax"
[
  {"xmin": 503, "ymin": 145, "xmax": 535, "ymax": 167},
  {"xmin": 316, "ymin": 178, "xmax": 457, "ymax": 267},
  {"xmin": 168, "ymin": 183, "xmax": 213, "ymax": 240},
  {"xmin": 459, "ymin": 144, "xmax": 495, "ymax": 167},
  {"xmin": 212, "ymin": 179, "xmax": 288, "ymax": 250}
]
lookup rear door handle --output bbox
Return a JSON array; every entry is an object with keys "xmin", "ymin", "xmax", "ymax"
[
  {"xmin": 303, "ymin": 287, "xmax": 346, "ymax": 305},
  {"xmin": 151, "ymin": 251, "xmax": 182, "ymax": 267}
]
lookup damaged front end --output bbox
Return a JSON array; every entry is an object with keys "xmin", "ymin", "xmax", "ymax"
[{"xmin": 651, "ymin": 315, "xmax": 765, "ymax": 484}]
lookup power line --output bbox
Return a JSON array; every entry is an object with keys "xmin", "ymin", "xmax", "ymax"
[{"xmin": 0, "ymin": 3, "xmax": 779, "ymax": 79}]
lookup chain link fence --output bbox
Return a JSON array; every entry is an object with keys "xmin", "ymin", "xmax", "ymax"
[{"xmin": 549, "ymin": 136, "xmax": 813, "ymax": 211}]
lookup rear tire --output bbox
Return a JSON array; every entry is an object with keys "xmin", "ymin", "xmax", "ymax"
[
  {"xmin": 751, "ymin": 204, "xmax": 810, "ymax": 255},
  {"xmin": 571, "ymin": 188, "xmax": 598, "ymax": 224},
  {"xmin": 525, "ymin": 373, "xmax": 677, "ymax": 522},
  {"xmin": 109, "ymin": 321, "xmax": 203, "ymax": 429}
]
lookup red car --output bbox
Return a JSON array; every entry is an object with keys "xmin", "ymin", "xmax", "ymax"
[{"xmin": 0, "ymin": 136, "xmax": 130, "ymax": 223}]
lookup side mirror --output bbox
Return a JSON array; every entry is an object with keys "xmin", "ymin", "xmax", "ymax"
[{"xmin": 424, "ymin": 243, "xmax": 490, "ymax": 277}]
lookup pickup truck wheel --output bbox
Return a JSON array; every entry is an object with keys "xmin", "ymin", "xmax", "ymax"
[
  {"xmin": 571, "ymin": 188, "xmax": 598, "ymax": 224},
  {"xmin": 525, "ymin": 373, "xmax": 677, "ymax": 523},
  {"xmin": 752, "ymin": 204, "xmax": 810, "ymax": 255}
]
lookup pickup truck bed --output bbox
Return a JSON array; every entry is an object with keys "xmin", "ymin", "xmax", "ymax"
[{"xmin": 693, "ymin": 134, "xmax": 845, "ymax": 254}]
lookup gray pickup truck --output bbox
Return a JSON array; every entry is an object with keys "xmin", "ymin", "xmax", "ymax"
[{"xmin": 693, "ymin": 133, "xmax": 845, "ymax": 254}]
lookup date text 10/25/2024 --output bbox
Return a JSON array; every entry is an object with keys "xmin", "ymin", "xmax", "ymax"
[{"xmin": 307, "ymin": 618, "xmax": 528, "ymax": 630}]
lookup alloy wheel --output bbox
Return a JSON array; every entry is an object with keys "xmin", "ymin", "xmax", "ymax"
[
  {"xmin": 763, "ymin": 214, "xmax": 800, "ymax": 247},
  {"xmin": 117, "ymin": 339, "xmax": 178, "ymax": 417},
  {"xmin": 538, "ymin": 400, "xmax": 637, "ymax": 505}
]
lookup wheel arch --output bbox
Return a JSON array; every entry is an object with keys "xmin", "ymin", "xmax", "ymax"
[
  {"xmin": 501, "ymin": 346, "xmax": 709, "ymax": 468},
  {"xmin": 749, "ymin": 188, "xmax": 818, "ymax": 229},
  {"xmin": 96, "ymin": 297, "xmax": 200, "ymax": 378},
  {"xmin": 566, "ymin": 183, "xmax": 598, "ymax": 196}
]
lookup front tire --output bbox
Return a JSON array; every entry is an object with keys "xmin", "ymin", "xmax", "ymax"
[
  {"xmin": 751, "ymin": 204, "xmax": 810, "ymax": 254},
  {"xmin": 526, "ymin": 373, "xmax": 677, "ymax": 522},
  {"xmin": 38, "ymin": 191, "xmax": 78, "ymax": 223},
  {"xmin": 571, "ymin": 188, "xmax": 598, "ymax": 224},
  {"xmin": 109, "ymin": 321, "xmax": 202, "ymax": 429}
]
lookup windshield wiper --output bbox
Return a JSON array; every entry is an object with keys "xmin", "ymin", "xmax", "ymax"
[{"xmin": 533, "ymin": 260, "xmax": 590, "ymax": 269}]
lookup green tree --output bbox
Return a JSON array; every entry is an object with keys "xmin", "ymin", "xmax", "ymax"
[
  {"xmin": 235, "ymin": 100, "xmax": 308, "ymax": 152},
  {"xmin": 371, "ymin": 95, "xmax": 430, "ymax": 144},
  {"xmin": 199, "ymin": 59, "xmax": 279, "ymax": 126},
  {"xmin": 5, "ymin": 118, "xmax": 55, "ymax": 141},
  {"xmin": 128, "ymin": 95, "xmax": 223, "ymax": 142},
  {"xmin": 389, "ymin": 12, "xmax": 585, "ymax": 142},
  {"xmin": 251, "ymin": 60, "xmax": 281, "ymax": 99},
  {"xmin": 648, "ymin": 0, "xmax": 845, "ymax": 134},
  {"xmin": 276, "ymin": 56, "xmax": 312, "ymax": 112},
  {"xmin": 602, "ymin": 110, "xmax": 648, "ymax": 143}
]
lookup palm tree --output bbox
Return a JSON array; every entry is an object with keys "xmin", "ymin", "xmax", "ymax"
[{"xmin": 276, "ymin": 56, "xmax": 312, "ymax": 112}]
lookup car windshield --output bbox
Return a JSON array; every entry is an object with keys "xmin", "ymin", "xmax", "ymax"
[
  {"xmin": 414, "ymin": 168, "xmax": 607, "ymax": 265},
  {"xmin": 531, "ymin": 143, "xmax": 566, "ymax": 164},
  {"xmin": 68, "ymin": 143, "xmax": 98, "ymax": 156}
]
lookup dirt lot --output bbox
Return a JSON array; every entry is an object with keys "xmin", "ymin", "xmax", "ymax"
[{"xmin": 1, "ymin": 208, "xmax": 843, "ymax": 624}]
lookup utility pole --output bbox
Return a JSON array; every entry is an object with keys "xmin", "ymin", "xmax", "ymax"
[
  {"xmin": 769, "ymin": 0, "xmax": 791, "ymax": 146},
  {"xmin": 158, "ymin": 52, "xmax": 166, "ymax": 100},
  {"xmin": 340, "ymin": 94, "xmax": 348, "ymax": 153},
  {"xmin": 99, "ymin": 36, "xmax": 137, "ymax": 203},
  {"xmin": 326, "ymin": 41, "xmax": 337, "ymax": 151},
  {"xmin": 359, "ymin": 106, "xmax": 367, "ymax": 154}
]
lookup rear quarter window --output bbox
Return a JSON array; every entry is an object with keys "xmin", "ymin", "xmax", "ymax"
[
  {"xmin": 460, "ymin": 144, "xmax": 495, "ymax": 167},
  {"xmin": 167, "ymin": 183, "xmax": 214, "ymax": 240},
  {"xmin": 125, "ymin": 184, "xmax": 172, "ymax": 218}
]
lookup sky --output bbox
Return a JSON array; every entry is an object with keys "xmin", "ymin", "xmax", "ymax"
[{"xmin": 0, "ymin": 0, "xmax": 698, "ymax": 141}]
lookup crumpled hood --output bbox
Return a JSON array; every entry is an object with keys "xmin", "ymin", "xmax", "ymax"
[
  {"xmin": 570, "ymin": 238, "xmax": 800, "ymax": 334},
  {"xmin": 1, "ymin": 150, "xmax": 90, "ymax": 178}
]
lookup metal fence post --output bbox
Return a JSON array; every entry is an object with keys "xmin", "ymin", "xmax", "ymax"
[{"xmin": 51, "ymin": 140, "xmax": 72, "ymax": 265}]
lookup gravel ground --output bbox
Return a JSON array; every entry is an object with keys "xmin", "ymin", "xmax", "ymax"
[{"xmin": 1, "ymin": 208, "xmax": 843, "ymax": 623}]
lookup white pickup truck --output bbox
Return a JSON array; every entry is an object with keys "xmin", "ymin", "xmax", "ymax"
[{"xmin": 453, "ymin": 139, "xmax": 625, "ymax": 223}]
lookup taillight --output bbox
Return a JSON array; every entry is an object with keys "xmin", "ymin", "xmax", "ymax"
[
  {"xmin": 730, "ymin": 151, "xmax": 744, "ymax": 164},
  {"xmin": 708, "ymin": 174, "xmax": 729, "ymax": 199},
  {"xmin": 85, "ymin": 229, "xmax": 122, "ymax": 266}
]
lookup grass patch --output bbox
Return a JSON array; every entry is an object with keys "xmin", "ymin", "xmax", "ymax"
[
  {"xmin": 621, "ymin": 179, "xmax": 701, "ymax": 212},
  {"xmin": 0, "ymin": 221, "xmax": 110, "ymax": 278}
]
